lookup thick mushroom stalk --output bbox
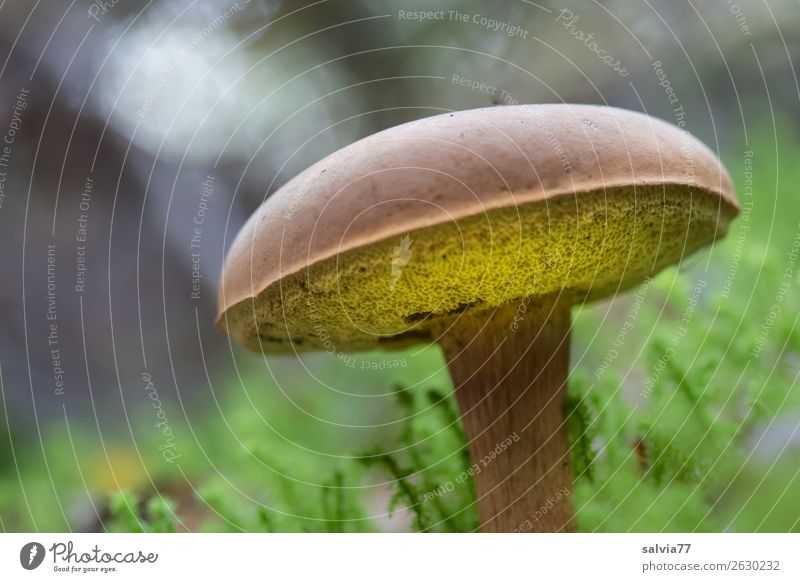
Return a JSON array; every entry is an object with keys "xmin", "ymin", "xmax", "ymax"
[{"xmin": 437, "ymin": 298, "xmax": 573, "ymax": 532}]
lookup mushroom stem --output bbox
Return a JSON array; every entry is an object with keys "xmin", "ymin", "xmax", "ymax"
[{"xmin": 437, "ymin": 297, "xmax": 574, "ymax": 532}]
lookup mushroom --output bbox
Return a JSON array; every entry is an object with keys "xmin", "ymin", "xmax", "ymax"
[{"xmin": 217, "ymin": 104, "xmax": 739, "ymax": 532}]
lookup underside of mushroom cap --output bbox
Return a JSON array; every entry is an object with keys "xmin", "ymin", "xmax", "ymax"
[{"xmin": 218, "ymin": 104, "xmax": 739, "ymax": 353}]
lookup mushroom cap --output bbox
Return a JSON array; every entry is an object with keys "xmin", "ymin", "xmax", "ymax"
[{"xmin": 218, "ymin": 104, "xmax": 738, "ymax": 353}]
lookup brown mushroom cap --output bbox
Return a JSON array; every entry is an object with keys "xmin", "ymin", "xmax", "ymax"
[{"xmin": 218, "ymin": 104, "xmax": 738, "ymax": 353}]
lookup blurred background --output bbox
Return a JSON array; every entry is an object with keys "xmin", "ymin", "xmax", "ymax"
[{"xmin": 1, "ymin": 0, "xmax": 799, "ymax": 532}]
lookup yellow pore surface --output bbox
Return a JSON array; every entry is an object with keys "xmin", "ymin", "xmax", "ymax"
[{"xmin": 223, "ymin": 185, "xmax": 735, "ymax": 353}]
